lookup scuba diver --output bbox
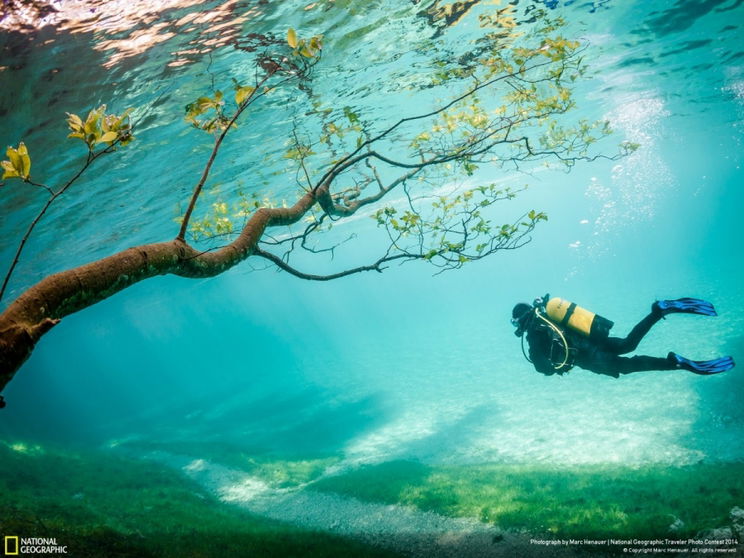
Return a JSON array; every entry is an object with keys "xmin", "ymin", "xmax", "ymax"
[{"xmin": 512, "ymin": 295, "xmax": 735, "ymax": 377}]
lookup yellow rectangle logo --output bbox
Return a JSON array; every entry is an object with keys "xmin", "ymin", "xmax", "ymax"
[{"xmin": 4, "ymin": 536, "xmax": 19, "ymax": 555}]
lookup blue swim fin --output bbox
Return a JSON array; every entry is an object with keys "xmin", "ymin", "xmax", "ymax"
[
  {"xmin": 668, "ymin": 352, "xmax": 735, "ymax": 375},
  {"xmin": 656, "ymin": 298, "xmax": 717, "ymax": 317}
]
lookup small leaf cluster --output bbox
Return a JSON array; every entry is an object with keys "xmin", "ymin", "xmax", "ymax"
[
  {"xmin": 287, "ymin": 28, "xmax": 323, "ymax": 58},
  {"xmin": 476, "ymin": 10, "xmax": 583, "ymax": 83},
  {"xmin": 408, "ymin": 98, "xmax": 512, "ymax": 178},
  {"xmin": 319, "ymin": 114, "xmax": 363, "ymax": 148},
  {"xmin": 4, "ymin": 105, "xmax": 134, "ymax": 182},
  {"xmin": 67, "ymin": 105, "xmax": 133, "ymax": 150},
  {"xmin": 184, "ymin": 81, "xmax": 259, "ymax": 134},
  {"xmin": 430, "ymin": 60, "xmax": 476, "ymax": 87},
  {"xmin": 372, "ymin": 184, "xmax": 545, "ymax": 269},
  {"xmin": 184, "ymin": 28, "xmax": 322, "ymax": 136},
  {"xmin": 190, "ymin": 201, "xmax": 234, "ymax": 239},
  {"xmin": 186, "ymin": 189, "xmax": 284, "ymax": 242},
  {"xmin": 438, "ymin": 97, "xmax": 491, "ymax": 135},
  {"xmin": 185, "ymin": 92, "xmax": 232, "ymax": 134},
  {"xmin": 511, "ymin": 37, "xmax": 580, "ymax": 67},
  {"xmin": 538, "ymin": 118, "xmax": 613, "ymax": 161},
  {"xmin": 409, "ymin": 97, "xmax": 497, "ymax": 172},
  {"xmin": 311, "ymin": 104, "xmax": 366, "ymax": 163},
  {"xmin": 502, "ymin": 81, "xmax": 575, "ymax": 121},
  {"xmin": 234, "ymin": 83, "xmax": 256, "ymax": 106},
  {"xmin": 284, "ymin": 141, "xmax": 316, "ymax": 162},
  {"xmin": 1, "ymin": 142, "xmax": 31, "ymax": 180},
  {"xmin": 621, "ymin": 141, "xmax": 640, "ymax": 154}
]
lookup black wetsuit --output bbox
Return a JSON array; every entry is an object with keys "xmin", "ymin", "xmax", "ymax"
[{"xmin": 525, "ymin": 309, "xmax": 676, "ymax": 378}]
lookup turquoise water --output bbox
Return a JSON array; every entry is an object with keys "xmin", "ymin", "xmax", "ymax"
[{"xmin": 1, "ymin": 0, "xmax": 744, "ymax": 553}]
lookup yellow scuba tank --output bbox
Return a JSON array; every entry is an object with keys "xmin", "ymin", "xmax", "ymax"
[{"xmin": 545, "ymin": 297, "xmax": 614, "ymax": 340}]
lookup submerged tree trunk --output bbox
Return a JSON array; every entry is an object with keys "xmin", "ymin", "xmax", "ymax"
[{"xmin": 0, "ymin": 191, "xmax": 317, "ymax": 403}]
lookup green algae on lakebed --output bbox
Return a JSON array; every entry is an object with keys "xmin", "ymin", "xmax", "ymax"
[
  {"xmin": 309, "ymin": 459, "xmax": 744, "ymax": 540},
  {"xmin": 3, "ymin": 439, "xmax": 744, "ymax": 557},
  {"xmin": 0, "ymin": 441, "xmax": 399, "ymax": 558},
  {"xmin": 111, "ymin": 437, "xmax": 342, "ymax": 489}
]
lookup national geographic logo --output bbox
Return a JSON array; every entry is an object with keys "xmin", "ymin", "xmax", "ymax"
[
  {"xmin": 3, "ymin": 537, "xmax": 68, "ymax": 555},
  {"xmin": 4, "ymin": 537, "xmax": 18, "ymax": 556}
]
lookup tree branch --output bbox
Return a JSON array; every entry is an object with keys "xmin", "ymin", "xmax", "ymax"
[
  {"xmin": 0, "ymin": 144, "xmax": 119, "ymax": 302},
  {"xmin": 177, "ymin": 72, "xmax": 273, "ymax": 240},
  {"xmin": 253, "ymin": 247, "xmax": 387, "ymax": 281},
  {"xmin": 0, "ymin": 188, "xmax": 318, "ymax": 402},
  {"xmin": 311, "ymin": 53, "xmax": 564, "ymax": 193},
  {"xmin": 0, "ymin": 27, "xmax": 625, "ymax": 408}
]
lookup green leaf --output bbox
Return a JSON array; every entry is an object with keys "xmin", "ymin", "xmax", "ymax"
[
  {"xmin": 6, "ymin": 145, "xmax": 21, "ymax": 170},
  {"xmin": 187, "ymin": 97, "xmax": 214, "ymax": 117},
  {"xmin": 99, "ymin": 131, "xmax": 118, "ymax": 143},
  {"xmin": 344, "ymin": 106, "xmax": 359, "ymax": 124},
  {"xmin": 83, "ymin": 106, "xmax": 104, "ymax": 137},
  {"xmin": 287, "ymin": 28, "xmax": 298, "ymax": 49},
  {"xmin": 66, "ymin": 113, "xmax": 83, "ymax": 132},
  {"xmin": 70, "ymin": 114, "xmax": 84, "ymax": 129},
  {"xmin": 235, "ymin": 85, "xmax": 255, "ymax": 106},
  {"xmin": 2, "ymin": 142, "xmax": 30, "ymax": 179},
  {"xmin": 16, "ymin": 142, "xmax": 30, "ymax": 178},
  {"xmin": 1, "ymin": 160, "xmax": 19, "ymax": 179}
]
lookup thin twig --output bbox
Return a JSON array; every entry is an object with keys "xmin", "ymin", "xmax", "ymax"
[{"xmin": 0, "ymin": 144, "xmax": 117, "ymax": 302}]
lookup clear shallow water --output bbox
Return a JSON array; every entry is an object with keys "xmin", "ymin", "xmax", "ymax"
[{"xmin": 1, "ymin": 0, "xmax": 744, "ymax": 531}]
